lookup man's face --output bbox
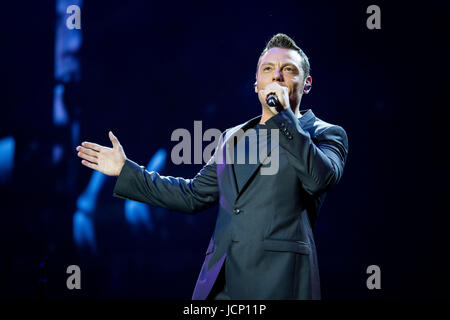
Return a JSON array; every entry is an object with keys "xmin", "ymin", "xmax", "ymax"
[{"xmin": 255, "ymin": 47, "xmax": 307, "ymax": 111}]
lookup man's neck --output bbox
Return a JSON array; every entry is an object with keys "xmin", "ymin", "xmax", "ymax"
[{"xmin": 259, "ymin": 106, "xmax": 301, "ymax": 124}]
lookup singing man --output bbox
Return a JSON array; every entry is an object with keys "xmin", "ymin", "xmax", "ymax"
[{"xmin": 76, "ymin": 33, "xmax": 349, "ymax": 300}]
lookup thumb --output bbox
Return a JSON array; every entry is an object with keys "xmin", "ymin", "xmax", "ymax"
[{"xmin": 109, "ymin": 131, "xmax": 119, "ymax": 148}]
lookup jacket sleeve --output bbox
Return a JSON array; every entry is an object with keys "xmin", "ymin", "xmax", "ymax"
[
  {"xmin": 112, "ymin": 135, "xmax": 223, "ymax": 214},
  {"xmin": 265, "ymin": 108, "xmax": 349, "ymax": 196}
]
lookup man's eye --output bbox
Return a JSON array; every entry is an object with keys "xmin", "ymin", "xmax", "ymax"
[
  {"xmin": 263, "ymin": 66, "xmax": 271, "ymax": 71},
  {"xmin": 284, "ymin": 67, "xmax": 294, "ymax": 72}
]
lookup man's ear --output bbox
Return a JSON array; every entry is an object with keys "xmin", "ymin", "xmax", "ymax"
[
  {"xmin": 303, "ymin": 76, "xmax": 312, "ymax": 94},
  {"xmin": 254, "ymin": 81, "xmax": 258, "ymax": 93}
]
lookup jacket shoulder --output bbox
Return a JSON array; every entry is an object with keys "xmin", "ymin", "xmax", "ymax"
[{"xmin": 311, "ymin": 117, "xmax": 349, "ymax": 151}]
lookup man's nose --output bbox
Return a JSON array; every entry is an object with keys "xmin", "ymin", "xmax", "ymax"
[{"xmin": 272, "ymin": 69, "xmax": 283, "ymax": 82}]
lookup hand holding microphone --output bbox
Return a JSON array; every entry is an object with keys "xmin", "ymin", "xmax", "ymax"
[{"xmin": 260, "ymin": 82, "xmax": 290, "ymax": 114}]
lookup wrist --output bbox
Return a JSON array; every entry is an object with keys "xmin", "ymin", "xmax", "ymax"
[{"xmin": 117, "ymin": 158, "xmax": 127, "ymax": 176}]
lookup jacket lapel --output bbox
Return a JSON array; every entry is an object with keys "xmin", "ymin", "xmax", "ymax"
[
  {"xmin": 219, "ymin": 115, "xmax": 261, "ymax": 200},
  {"xmin": 220, "ymin": 109, "xmax": 316, "ymax": 201}
]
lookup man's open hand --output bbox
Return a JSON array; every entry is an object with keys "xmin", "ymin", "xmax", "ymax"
[{"xmin": 76, "ymin": 131, "xmax": 127, "ymax": 176}]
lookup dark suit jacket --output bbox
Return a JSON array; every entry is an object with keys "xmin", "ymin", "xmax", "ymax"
[{"xmin": 112, "ymin": 108, "xmax": 349, "ymax": 300}]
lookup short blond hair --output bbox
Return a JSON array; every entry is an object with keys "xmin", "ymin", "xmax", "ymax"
[{"xmin": 256, "ymin": 33, "xmax": 310, "ymax": 78}]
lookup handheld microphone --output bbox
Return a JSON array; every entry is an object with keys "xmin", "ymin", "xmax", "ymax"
[{"xmin": 266, "ymin": 93, "xmax": 281, "ymax": 108}]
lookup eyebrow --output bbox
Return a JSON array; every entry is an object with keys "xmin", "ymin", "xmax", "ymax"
[{"xmin": 260, "ymin": 62, "xmax": 298, "ymax": 68}]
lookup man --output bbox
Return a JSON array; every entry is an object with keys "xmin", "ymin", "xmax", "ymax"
[{"xmin": 76, "ymin": 33, "xmax": 348, "ymax": 300}]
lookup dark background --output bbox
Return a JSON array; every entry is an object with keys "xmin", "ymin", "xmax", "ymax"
[{"xmin": 1, "ymin": 0, "xmax": 449, "ymax": 300}]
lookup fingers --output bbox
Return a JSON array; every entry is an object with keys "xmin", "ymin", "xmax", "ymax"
[
  {"xmin": 109, "ymin": 131, "xmax": 119, "ymax": 149},
  {"xmin": 265, "ymin": 82, "xmax": 286, "ymax": 90},
  {"xmin": 262, "ymin": 84, "xmax": 275, "ymax": 95},
  {"xmin": 260, "ymin": 87, "xmax": 279, "ymax": 98},
  {"xmin": 76, "ymin": 146, "xmax": 98, "ymax": 158},
  {"xmin": 259, "ymin": 89, "xmax": 271, "ymax": 101},
  {"xmin": 81, "ymin": 159, "xmax": 99, "ymax": 171},
  {"xmin": 77, "ymin": 149, "xmax": 98, "ymax": 164},
  {"xmin": 81, "ymin": 141, "xmax": 102, "ymax": 152},
  {"xmin": 263, "ymin": 83, "xmax": 288, "ymax": 97}
]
